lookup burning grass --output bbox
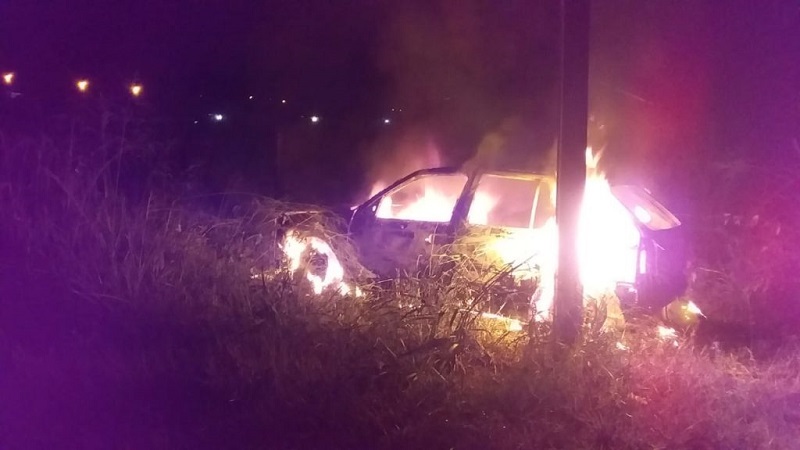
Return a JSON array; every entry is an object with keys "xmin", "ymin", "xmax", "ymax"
[{"xmin": 2, "ymin": 115, "xmax": 800, "ymax": 449}]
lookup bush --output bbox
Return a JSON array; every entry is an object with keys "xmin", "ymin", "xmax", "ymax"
[{"xmin": 688, "ymin": 158, "xmax": 800, "ymax": 348}]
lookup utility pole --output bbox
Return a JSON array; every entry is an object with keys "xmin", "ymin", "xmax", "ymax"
[{"xmin": 553, "ymin": 0, "xmax": 590, "ymax": 344}]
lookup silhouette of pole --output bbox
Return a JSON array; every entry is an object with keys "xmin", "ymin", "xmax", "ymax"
[{"xmin": 553, "ymin": 0, "xmax": 589, "ymax": 344}]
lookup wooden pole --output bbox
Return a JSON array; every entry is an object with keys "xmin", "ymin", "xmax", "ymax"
[{"xmin": 553, "ymin": 0, "xmax": 590, "ymax": 344}]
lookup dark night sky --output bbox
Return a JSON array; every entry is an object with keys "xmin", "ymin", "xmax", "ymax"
[
  {"xmin": 2, "ymin": 0, "xmax": 798, "ymax": 204},
  {"xmin": 1, "ymin": 1, "xmax": 389, "ymax": 105}
]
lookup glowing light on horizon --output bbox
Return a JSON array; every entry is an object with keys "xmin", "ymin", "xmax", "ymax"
[
  {"xmin": 76, "ymin": 79, "xmax": 89, "ymax": 92},
  {"xmin": 212, "ymin": 113, "xmax": 224, "ymax": 122},
  {"xmin": 383, "ymin": 118, "xmax": 391, "ymax": 124},
  {"xmin": 2, "ymin": 72, "xmax": 13, "ymax": 85},
  {"xmin": 310, "ymin": 115, "xmax": 320, "ymax": 123},
  {"xmin": 130, "ymin": 84, "xmax": 142, "ymax": 97}
]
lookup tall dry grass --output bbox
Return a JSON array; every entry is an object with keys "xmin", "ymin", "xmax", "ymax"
[{"xmin": 1, "ymin": 108, "xmax": 799, "ymax": 449}]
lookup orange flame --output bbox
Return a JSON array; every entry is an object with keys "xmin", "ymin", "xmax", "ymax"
[
  {"xmin": 280, "ymin": 232, "xmax": 362, "ymax": 297},
  {"xmin": 286, "ymin": 147, "xmax": 644, "ymax": 329},
  {"xmin": 370, "ymin": 147, "xmax": 641, "ymax": 320},
  {"xmin": 578, "ymin": 147, "xmax": 640, "ymax": 294}
]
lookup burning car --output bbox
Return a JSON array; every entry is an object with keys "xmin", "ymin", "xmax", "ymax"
[{"xmin": 347, "ymin": 150, "xmax": 688, "ymax": 324}]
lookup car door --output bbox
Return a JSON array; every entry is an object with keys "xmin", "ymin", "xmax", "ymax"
[
  {"xmin": 454, "ymin": 172, "xmax": 558, "ymax": 316},
  {"xmin": 459, "ymin": 172, "xmax": 557, "ymax": 275},
  {"xmin": 349, "ymin": 169, "xmax": 470, "ymax": 278},
  {"xmin": 610, "ymin": 185, "xmax": 687, "ymax": 310}
]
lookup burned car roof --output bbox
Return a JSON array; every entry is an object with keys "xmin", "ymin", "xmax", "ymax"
[{"xmin": 355, "ymin": 166, "xmax": 679, "ymax": 232}]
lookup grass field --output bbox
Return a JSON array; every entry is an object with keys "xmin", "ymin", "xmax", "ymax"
[{"xmin": 2, "ymin": 115, "xmax": 800, "ymax": 449}]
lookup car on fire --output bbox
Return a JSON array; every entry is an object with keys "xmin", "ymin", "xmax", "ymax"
[{"xmin": 347, "ymin": 166, "xmax": 689, "ymax": 322}]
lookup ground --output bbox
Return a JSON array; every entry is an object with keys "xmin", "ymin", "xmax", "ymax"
[{"xmin": 2, "ymin": 202, "xmax": 799, "ymax": 450}]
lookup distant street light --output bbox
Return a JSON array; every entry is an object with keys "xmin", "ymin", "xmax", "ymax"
[
  {"xmin": 212, "ymin": 113, "xmax": 224, "ymax": 122},
  {"xmin": 310, "ymin": 115, "xmax": 320, "ymax": 123},
  {"xmin": 2, "ymin": 72, "xmax": 13, "ymax": 85},
  {"xmin": 383, "ymin": 118, "xmax": 391, "ymax": 124},
  {"xmin": 76, "ymin": 79, "xmax": 89, "ymax": 93},
  {"xmin": 130, "ymin": 83, "xmax": 143, "ymax": 97}
]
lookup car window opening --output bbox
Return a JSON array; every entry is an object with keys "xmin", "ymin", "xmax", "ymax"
[{"xmin": 375, "ymin": 173, "xmax": 468, "ymax": 223}]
